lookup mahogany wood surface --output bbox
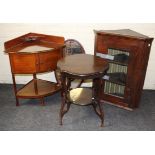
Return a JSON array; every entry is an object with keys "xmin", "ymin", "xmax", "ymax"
[
  {"xmin": 4, "ymin": 33, "xmax": 65, "ymax": 106},
  {"xmin": 58, "ymin": 54, "xmax": 109, "ymax": 126},
  {"xmin": 57, "ymin": 54, "xmax": 109, "ymax": 77},
  {"xmin": 4, "ymin": 32, "xmax": 64, "ymax": 51},
  {"xmin": 94, "ymin": 29, "xmax": 154, "ymax": 109},
  {"xmin": 17, "ymin": 79, "xmax": 61, "ymax": 98}
]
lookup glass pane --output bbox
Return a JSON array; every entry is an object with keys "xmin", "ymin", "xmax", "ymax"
[
  {"xmin": 104, "ymin": 81, "xmax": 125, "ymax": 98},
  {"xmin": 108, "ymin": 48, "xmax": 129, "ymax": 65},
  {"xmin": 103, "ymin": 48, "xmax": 130, "ymax": 98}
]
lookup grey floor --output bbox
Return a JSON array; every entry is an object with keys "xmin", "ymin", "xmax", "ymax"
[{"xmin": 0, "ymin": 84, "xmax": 155, "ymax": 131}]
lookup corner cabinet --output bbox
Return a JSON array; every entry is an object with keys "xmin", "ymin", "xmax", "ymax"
[
  {"xmin": 4, "ymin": 33, "xmax": 65, "ymax": 106},
  {"xmin": 94, "ymin": 29, "xmax": 154, "ymax": 110}
]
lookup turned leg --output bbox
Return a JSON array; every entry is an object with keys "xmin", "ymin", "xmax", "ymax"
[
  {"xmin": 60, "ymin": 73, "xmax": 71, "ymax": 125},
  {"xmin": 92, "ymin": 101, "xmax": 104, "ymax": 127},
  {"xmin": 12, "ymin": 73, "xmax": 19, "ymax": 106},
  {"xmin": 60, "ymin": 91, "xmax": 66, "ymax": 125},
  {"xmin": 15, "ymin": 97, "xmax": 19, "ymax": 106},
  {"xmin": 40, "ymin": 98, "xmax": 45, "ymax": 106},
  {"xmin": 93, "ymin": 77, "xmax": 104, "ymax": 127},
  {"xmin": 97, "ymin": 101, "xmax": 104, "ymax": 127}
]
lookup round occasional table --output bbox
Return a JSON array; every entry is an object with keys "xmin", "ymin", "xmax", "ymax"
[{"xmin": 57, "ymin": 54, "xmax": 109, "ymax": 127}]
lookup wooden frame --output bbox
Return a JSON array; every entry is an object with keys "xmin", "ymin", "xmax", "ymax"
[{"xmin": 94, "ymin": 29, "xmax": 154, "ymax": 110}]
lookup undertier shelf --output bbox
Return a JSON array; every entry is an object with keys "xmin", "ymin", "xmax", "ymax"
[
  {"xmin": 68, "ymin": 88, "xmax": 92, "ymax": 106},
  {"xmin": 17, "ymin": 79, "xmax": 61, "ymax": 98}
]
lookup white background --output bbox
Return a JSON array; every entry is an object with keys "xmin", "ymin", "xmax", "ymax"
[
  {"xmin": 0, "ymin": 0, "xmax": 155, "ymax": 155},
  {"xmin": 0, "ymin": 23, "xmax": 155, "ymax": 89}
]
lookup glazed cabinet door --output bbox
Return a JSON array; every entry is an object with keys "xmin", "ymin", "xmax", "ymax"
[{"xmin": 95, "ymin": 35, "xmax": 138, "ymax": 108}]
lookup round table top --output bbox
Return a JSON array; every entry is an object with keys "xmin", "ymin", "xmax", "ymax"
[{"xmin": 57, "ymin": 54, "xmax": 109, "ymax": 77}]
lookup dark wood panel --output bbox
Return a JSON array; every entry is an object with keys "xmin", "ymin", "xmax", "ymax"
[
  {"xmin": 4, "ymin": 32, "xmax": 65, "ymax": 51},
  {"xmin": 94, "ymin": 29, "xmax": 154, "ymax": 109},
  {"xmin": 38, "ymin": 49, "xmax": 62, "ymax": 73},
  {"xmin": 9, "ymin": 52, "xmax": 37, "ymax": 74}
]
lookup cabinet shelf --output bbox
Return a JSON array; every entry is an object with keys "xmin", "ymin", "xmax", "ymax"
[
  {"xmin": 96, "ymin": 52, "xmax": 129, "ymax": 66},
  {"xmin": 108, "ymin": 59, "xmax": 128, "ymax": 66},
  {"xmin": 103, "ymin": 72, "xmax": 126, "ymax": 86},
  {"xmin": 106, "ymin": 92, "xmax": 124, "ymax": 98},
  {"xmin": 112, "ymin": 53, "xmax": 129, "ymax": 65}
]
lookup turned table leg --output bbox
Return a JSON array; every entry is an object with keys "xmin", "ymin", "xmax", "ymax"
[
  {"xmin": 93, "ymin": 77, "xmax": 104, "ymax": 127},
  {"xmin": 40, "ymin": 98, "xmax": 45, "ymax": 106},
  {"xmin": 12, "ymin": 73, "xmax": 20, "ymax": 106},
  {"xmin": 59, "ymin": 73, "xmax": 71, "ymax": 125}
]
